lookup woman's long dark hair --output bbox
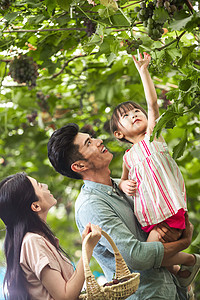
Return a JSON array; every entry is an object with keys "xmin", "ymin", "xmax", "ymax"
[{"xmin": 0, "ymin": 173, "xmax": 61, "ymax": 300}]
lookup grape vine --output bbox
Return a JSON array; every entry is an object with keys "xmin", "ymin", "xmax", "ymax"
[{"xmin": 134, "ymin": 0, "xmax": 187, "ymax": 40}]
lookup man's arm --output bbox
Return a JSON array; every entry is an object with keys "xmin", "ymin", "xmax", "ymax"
[
  {"xmin": 76, "ymin": 194, "xmax": 192, "ymax": 271},
  {"xmin": 76, "ymin": 196, "xmax": 163, "ymax": 271}
]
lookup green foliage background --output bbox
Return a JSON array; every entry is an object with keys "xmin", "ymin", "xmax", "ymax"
[{"xmin": 0, "ymin": 0, "xmax": 199, "ymax": 297}]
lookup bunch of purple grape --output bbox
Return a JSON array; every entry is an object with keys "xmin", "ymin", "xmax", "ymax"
[
  {"xmin": 83, "ymin": 19, "xmax": 97, "ymax": 37},
  {"xmin": 9, "ymin": 55, "xmax": 38, "ymax": 88},
  {"xmin": 134, "ymin": 0, "xmax": 183, "ymax": 41},
  {"xmin": 124, "ymin": 38, "xmax": 143, "ymax": 54}
]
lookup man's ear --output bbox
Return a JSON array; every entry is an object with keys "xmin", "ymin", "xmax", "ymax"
[
  {"xmin": 31, "ymin": 202, "xmax": 41, "ymax": 212},
  {"xmin": 114, "ymin": 130, "xmax": 124, "ymax": 140},
  {"xmin": 71, "ymin": 160, "xmax": 88, "ymax": 173}
]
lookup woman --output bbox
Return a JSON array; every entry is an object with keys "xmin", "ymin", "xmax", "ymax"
[{"xmin": 0, "ymin": 172, "xmax": 101, "ymax": 300}]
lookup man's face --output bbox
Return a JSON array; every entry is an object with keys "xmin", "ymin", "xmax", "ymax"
[{"xmin": 73, "ymin": 133, "xmax": 113, "ymax": 171}]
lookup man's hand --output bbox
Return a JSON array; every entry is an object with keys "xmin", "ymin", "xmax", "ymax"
[
  {"xmin": 119, "ymin": 179, "xmax": 137, "ymax": 196},
  {"xmin": 156, "ymin": 223, "xmax": 183, "ymax": 243},
  {"xmin": 157, "ymin": 213, "xmax": 193, "ymax": 246},
  {"xmin": 180, "ymin": 213, "xmax": 193, "ymax": 247},
  {"xmin": 161, "ymin": 213, "xmax": 193, "ymax": 265}
]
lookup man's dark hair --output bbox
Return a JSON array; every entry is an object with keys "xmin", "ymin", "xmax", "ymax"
[{"xmin": 47, "ymin": 123, "xmax": 85, "ymax": 179}]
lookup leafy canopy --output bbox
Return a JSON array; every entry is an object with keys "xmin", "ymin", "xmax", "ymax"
[{"xmin": 0, "ymin": 0, "xmax": 200, "ymax": 292}]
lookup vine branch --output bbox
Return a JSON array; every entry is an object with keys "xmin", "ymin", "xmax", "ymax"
[
  {"xmin": 121, "ymin": 1, "xmax": 142, "ymax": 9},
  {"xmin": 51, "ymin": 52, "xmax": 96, "ymax": 79},
  {"xmin": 183, "ymin": 0, "xmax": 194, "ymax": 13},
  {"xmin": 2, "ymin": 28, "xmax": 87, "ymax": 33},
  {"xmin": 155, "ymin": 31, "xmax": 186, "ymax": 51}
]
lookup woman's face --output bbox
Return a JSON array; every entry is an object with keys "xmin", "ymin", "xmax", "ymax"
[{"xmin": 28, "ymin": 177, "xmax": 57, "ymax": 214}]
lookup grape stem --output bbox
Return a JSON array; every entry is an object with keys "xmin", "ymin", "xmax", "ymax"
[
  {"xmin": 155, "ymin": 31, "xmax": 186, "ymax": 51},
  {"xmin": 121, "ymin": 1, "xmax": 142, "ymax": 9}
]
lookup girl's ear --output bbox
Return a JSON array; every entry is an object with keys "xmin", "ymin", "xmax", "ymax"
[
  {"xmin": 31, "ymin": 202, "xmax": 41, "ymax": 212},
  {"xmin": 114, "ymin": 130, "xmax": 124, "ymax": 140},
  {"xmin": 71, "ymin": 160, "xmax": 88, "ymax": 173}
]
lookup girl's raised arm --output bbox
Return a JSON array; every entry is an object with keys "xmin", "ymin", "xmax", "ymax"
[{"xmin": 132, "ymin": 52, "xmax": 159, "ymax": 135}]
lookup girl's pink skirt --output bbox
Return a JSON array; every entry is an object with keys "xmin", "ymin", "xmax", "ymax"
[{"xmin": 142, "ymin": 208, "xmax": 186, "ymax": 233}]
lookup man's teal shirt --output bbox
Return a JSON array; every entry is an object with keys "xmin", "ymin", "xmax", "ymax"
[{"xmin": 75, "ymin": 180, "xmax": 188, "ymax": 299}]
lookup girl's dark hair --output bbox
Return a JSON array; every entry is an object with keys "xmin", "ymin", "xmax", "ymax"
[
  {"xmin": 0, "ymin": 173, "xmax": 63, "ymax": 300},
  {"xmin": 110, "ymin": 101, "xmax": 148, "ymax": 143}
]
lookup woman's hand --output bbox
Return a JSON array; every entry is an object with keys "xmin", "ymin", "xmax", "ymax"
[
  {"xmin": 82, "ymin": 223, "xmax": 102, "ymax": 249},
  {"xmin": 132, "ymin": 52, "xmax": 151, "ymax": 73}
]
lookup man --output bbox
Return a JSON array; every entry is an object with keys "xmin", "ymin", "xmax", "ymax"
[{"xmin": 48, "ymin": 123, "xmax": 194, "ymax": 300}]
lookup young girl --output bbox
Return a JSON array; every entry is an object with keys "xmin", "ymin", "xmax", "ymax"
[
  {"xmin": 110, "ymin": 52, "xmax": 200, "ymax": 285},
  {"xmin": 0, "ymin": 172, "xmax": 101, "ymax": 300}
]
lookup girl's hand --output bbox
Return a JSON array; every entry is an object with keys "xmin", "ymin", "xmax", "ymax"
[
  {"xmin": 132, "ymin": 52, "xmax": 151, "ymax": 73},
  {"xmin": 119, "ymin": 179, "xmax": 137, "ymax": 196},
  {"xmin": 82, "ymin": 223, "xmax": 102, "ymax": 249}
]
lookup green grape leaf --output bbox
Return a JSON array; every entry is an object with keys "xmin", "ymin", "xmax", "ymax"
[
  {"xmin": 178, "ymin": 45, "xmax": 197, "ymax": 67},
  {"xmin": 166, "ymin": 90, "xmax": 179, "ymax": 101},
  {"xmin": 185, "ymin": 11, "xmax": 200, "ymax": 31},
  {"xmin": 191, "ymin": 231, "xmax": 200, "ymax": 247},
  {"xmin": 56, "ymin": 0, "xmax": 72, "ymax": 10},
  {"xmin": 169, "ymin": 12, "xmax": 193, "ymax": 31},
  {"xmin": 87, "ymin": 34, "xmax": 102, "ymax": 46},
  {"xmin": 0, "ymin": 62, "xmax": 6, "ymax": 79},
  {"xmin": 98, "ymin": 8, "xmax": 108, "ymax": 18},
  {"xmin": 44, "ymin": 0, "xmax": 57, "ymax": 14},
  {"xmin": 25, "ymin": 1, "xmax": 43, "ymax": 7},
  {"xmin": 172, "ymin": 130, "xmax": 187, "ymax": 160},
  {"xmin": 100, "ymin": 0, "xmax": 118, "ymax": 10},
  {"xmin": 110, "ymin": 10, "xmax": 131, "ymax": 26},
  {"xmin": 153, "ymin": 8, "xmax": 169, "ymax": 24},
  {"xmin": 150, "ymin": 110, "xmax": 180, "ymax": 141},
  {"xmin": 4, "ymin": 12, "xmax": 20, "ymax": 22},
  {"xmin": 179, "ymin": 79, "xmax": 192, "ymax": 91},
  {"xmin": 165, "ymin": 118, "xmax": 176, "ymax": 129}
]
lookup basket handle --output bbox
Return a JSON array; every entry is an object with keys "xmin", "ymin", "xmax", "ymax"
[
  {"xmin": 82, "ymin": 232, "xmax": 102, "ymax": 296},
  {"xmin": 101, "ymin": 230, "xmax": 131, "ymax": 278},
  {"xmin": 82, "ymin": 230, "xmax": 131, "ymax": 287}
]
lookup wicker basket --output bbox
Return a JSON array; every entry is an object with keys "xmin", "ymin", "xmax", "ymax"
[{"xmin": 79, "ymin": 230, "xmax": 140, "ymax": 300}]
